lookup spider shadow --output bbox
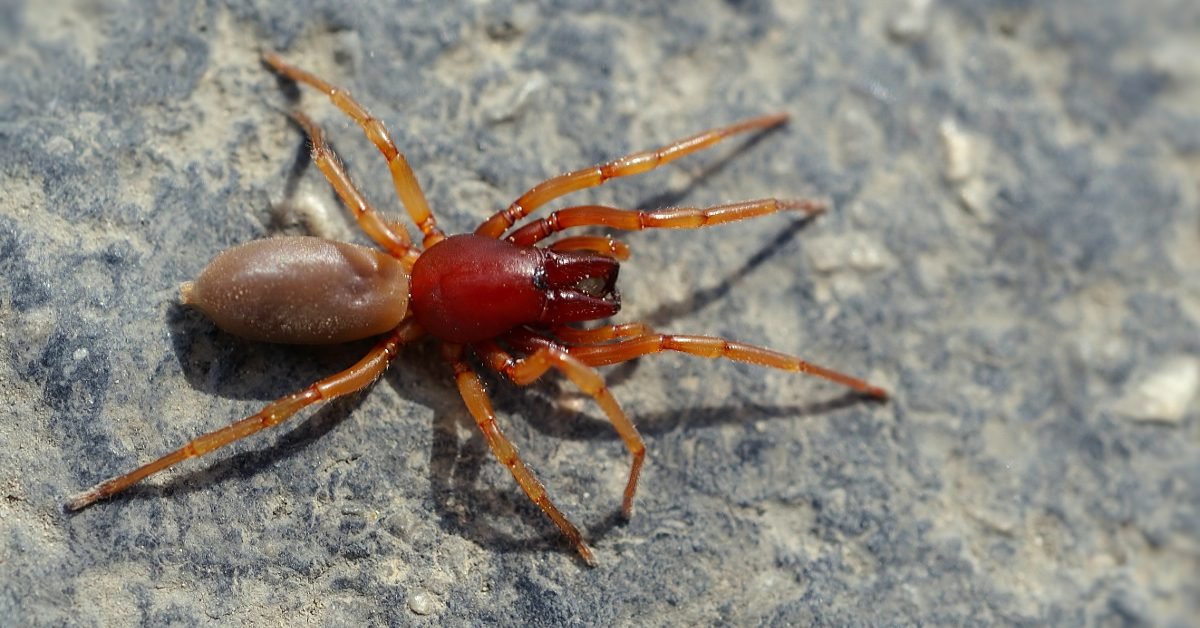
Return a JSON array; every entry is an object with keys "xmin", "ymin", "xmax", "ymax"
[
  {"xmin": 638, "ymin": 213, "xmax": 818, "ymax": 328},
  {"xmin": 270, "ymin": 105, "xmax": 366, "ymax": 236},
  {"xmin": 592, "ymin": 126, "xmax": 826, "ymax": 392},
  {"xmin": 425, "ymin": 383, "xmax": 633, "ymax": 561},
  {"xmin": 166, "ymin": 303, "xmax": 377, "ymax": 401},
  {"xmin": 631, "ymin": 120, "xmax": 786, "ymax": 212},
  {"xmin": 507, "ymin": 384, "xmax": 874, "ymax": 442},
  {"xmin": 94, "ymin": 305, "xmax": 393, "ymax": 504},
  {"xmin": 423, "ymin": 366, "xmax": 877, "ymax": 562},
  {"xmin": 604, "ymin": 212, "xmax": 821, "ymax": 391},
  {"xmin": 278, "ymin": 116, "xmax": 314, "ymax": 211},
  {"xmin": 260, "ymin": 67, "xmax": 309, "ymax": 205},
  {"xmin": 112, "ymin": 391, "xmax": 370, "ymax": 505}
]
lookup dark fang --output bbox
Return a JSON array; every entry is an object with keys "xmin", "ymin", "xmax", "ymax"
[{"xmin": 538, "ymin": 249, "xmax": 621, "ymax": 324}]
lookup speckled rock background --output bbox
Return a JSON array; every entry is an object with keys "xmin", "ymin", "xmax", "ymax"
[{"xmin": 2, "ymin": 0, "xmax": 1198, "ymax": 625}]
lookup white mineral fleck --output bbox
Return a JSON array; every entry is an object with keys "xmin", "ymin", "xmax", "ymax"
[{"xmin": 1117, "ymin": 356, "xmax": 1199, "ymax": 424}]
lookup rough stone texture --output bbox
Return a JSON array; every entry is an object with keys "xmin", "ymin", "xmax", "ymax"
[{"xmin": 2, "ymin": 1, "xmax": 1198, "ymax": 625}]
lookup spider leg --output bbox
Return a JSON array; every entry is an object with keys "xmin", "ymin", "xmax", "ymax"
[
  {"xmin": 547, "ymin": 236, "xmax": 631, "ymax": 260},
  {"xmin": 290, "ymin": 111, "xmax": 419, "ymax": 265},
  {"xmin": 67, "ymin": 321, "xmax": 422, "ymax": 511},
  {"xmin": 551, "ymin": 323, "xmax": 651, "ymax": 345},
  {"xmin": 475, "ymin": 113, "xmax": 789, "ymax": 238},
  {"xmin": 479, "ymin": 339, "xmax": 645, "ymax": 518},
  {"xmin": 566, "ymin": 329, "xmax": 889, "ymax": 400},
  {"xmin": 263, "ymin": 51, "xmax": 445, "ymax": 248},
  {"xmin": 507, "ymin": 198, "xmax": 824, "ymax": 248},
  {"xmin": 443, "ymin": 344, "xmax": 597, "ymax": 566}
]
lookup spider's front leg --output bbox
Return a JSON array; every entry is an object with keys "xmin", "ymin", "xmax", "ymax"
[
  {"xmin": 475, "ymin": 114, "xmax": 790, "ymax": 238},
  {"xmin": 506, "ymin": 198, "xmax": 824, "ymax": 248}
]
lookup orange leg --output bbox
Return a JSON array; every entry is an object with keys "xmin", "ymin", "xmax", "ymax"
[
  {"xmin": 263, "ymin": 51, "xmax": 445, "ymax": 248},
  {"xmin": 567, "ymin": 332, "xmax": 889, "ymax": 400},
  {"xmin": 443, "ymin": 344, "xmax": 597, "ymax": 566},
  {"xmin": 507, "ymin": 198, "xmax": 824, "ymax": 248},
  {"xmin": 475, "ymin": 113, "xmax": 790, "ymax": 238},
  {"xmin": 547, "ymin": 236, "xmax": 632, "ymax": 261},
  {"xmin": 551, "ymin": 323, "xmax": 652, "ymax": 345},
  {"xmin": 478, "ymin": 341, "xmax": 646, "ymax": 518},
  {"xmin": 67, "ymin": 321, "xmax": 423, "ymax": 511},
  {"xmin": 290, "ymin": 111, "xmax": 419, "ymax": 265}
]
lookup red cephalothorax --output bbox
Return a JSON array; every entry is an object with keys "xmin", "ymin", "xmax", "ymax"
[{"xmin": 409, "ymin": 234, "xmax": 619, "ymax": 343}]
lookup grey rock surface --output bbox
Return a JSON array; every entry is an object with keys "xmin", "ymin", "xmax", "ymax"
[{"xmin": 2, "ymin": 0, "xmax": 1198, "ymax": 625}]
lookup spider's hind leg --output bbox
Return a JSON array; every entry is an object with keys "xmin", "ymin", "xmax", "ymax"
[{"xmin": 67, "ymin": 321, "xmax": 421, "ymax": 511}]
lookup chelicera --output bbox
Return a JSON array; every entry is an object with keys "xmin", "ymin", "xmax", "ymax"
[{"xmin": 68, "ymin": 52, "xmax": 888, "ymax": 565}]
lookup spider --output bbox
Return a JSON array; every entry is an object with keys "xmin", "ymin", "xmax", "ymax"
[{"xmin": 67, "ymin": 52, "xmax": 889, "ymax": 565}]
